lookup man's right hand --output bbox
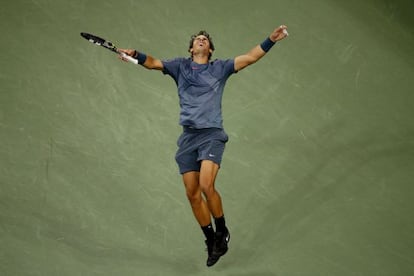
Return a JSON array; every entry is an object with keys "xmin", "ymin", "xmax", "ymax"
[{"xmin": 118, "ymin": 48, "xmax": 136, "ymax": 62}]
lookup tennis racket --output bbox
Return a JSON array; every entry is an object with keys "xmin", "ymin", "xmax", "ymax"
[{"xmin": 80, "ymin": 32, "xmax": 138, "ymax": 64}]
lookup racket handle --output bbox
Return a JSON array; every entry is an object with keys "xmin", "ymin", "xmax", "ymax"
[{"xmin": 120, "ymin": 52, "xmax": 138, "ymax": 65}]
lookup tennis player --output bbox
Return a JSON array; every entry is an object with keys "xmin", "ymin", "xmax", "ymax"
[{"xmin": 119, "ymin": 25, "xmax": 288, "ymax": 267}]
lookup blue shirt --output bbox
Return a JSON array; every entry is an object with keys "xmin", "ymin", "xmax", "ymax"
[{"xmin": 162, "ymin": 58, "xmax": 236, "ymax": 129}]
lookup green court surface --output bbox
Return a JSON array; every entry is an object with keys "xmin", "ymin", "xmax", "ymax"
[{"xmin": 1, "ymin": 0, "xmax": 414, "ymax": 275}]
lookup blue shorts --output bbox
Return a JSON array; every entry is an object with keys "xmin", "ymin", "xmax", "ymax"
[{"xmin": 175, "ymin": 127, "xmax": 229, "ymax": 174}]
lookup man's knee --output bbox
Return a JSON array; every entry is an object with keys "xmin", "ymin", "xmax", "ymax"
[
  {"xmin": 201, "ymin": 182, "xmax": 217, "ymax": 199},
  {"xmin": 186, "ymin": 189, "xmax": 203, "ymax": 205}
]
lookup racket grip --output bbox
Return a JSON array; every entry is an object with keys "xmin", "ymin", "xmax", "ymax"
[{"xmin": 120, "ymin": 52, "xmax": 138, "ymax": 65}]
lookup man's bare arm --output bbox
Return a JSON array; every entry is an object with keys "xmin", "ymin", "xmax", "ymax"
[{"xmin": 234, "ymin": 25, "xmax": 288, "ymax": 72}]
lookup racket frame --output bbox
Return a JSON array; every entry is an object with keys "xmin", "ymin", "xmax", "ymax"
[{"xmin": 81, "ymin": 32, "xmax": 138, "ymax": 64}]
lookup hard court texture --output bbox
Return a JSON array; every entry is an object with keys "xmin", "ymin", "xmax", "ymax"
[{"xmin": 1, "ymin": 0, "xmax": 414, "ymax": 275}]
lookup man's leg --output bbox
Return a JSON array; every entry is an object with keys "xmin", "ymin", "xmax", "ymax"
[
  {"xmin": 199, "ymin": 160, "xmax": 230, "ymax": 266},
  {"xmin": 182, "ymin": 171, "xmax": 211, "ymax": 227},
  {"xmin": 198, "ymin": 160, "xmax": 223, "ymax": 218},
  {"xmin": 182, "ymin": 171, "xmax": 215, "ymax": 266}
]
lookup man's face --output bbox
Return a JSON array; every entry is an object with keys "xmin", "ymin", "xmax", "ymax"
[{"xmin": 192, "ymin": 35, "xmax": 211, "ymax": 52}]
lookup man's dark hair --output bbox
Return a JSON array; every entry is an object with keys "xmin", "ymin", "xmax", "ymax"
[{"xmin": 188, "ymin": 30, "xmax": 215, "ymax": 60}]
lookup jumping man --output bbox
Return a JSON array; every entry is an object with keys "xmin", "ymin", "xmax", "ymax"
[{"xmin": 119, "ymin": 25, "xmax": 288, "ymax": 267}]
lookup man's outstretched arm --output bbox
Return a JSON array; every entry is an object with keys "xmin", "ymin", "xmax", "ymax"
[{"xmin": 234, "ymin": 25, "xmax": 288, "ymax": 72}]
